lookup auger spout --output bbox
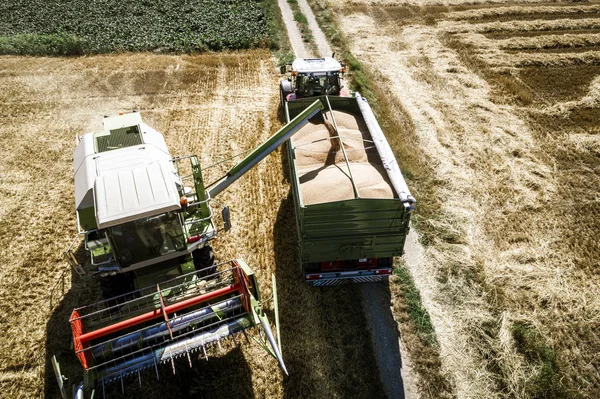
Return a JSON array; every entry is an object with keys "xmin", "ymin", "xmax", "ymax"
[{"xmin": 208, "ymin": 99, "xmax": 324, "ymax": 198}]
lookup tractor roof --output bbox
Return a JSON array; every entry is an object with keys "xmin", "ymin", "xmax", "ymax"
[
  {"xmin": 74, "ymin": 114, "xmax": 181, "ymax": 229},
  {"xmin": 292, "ymin": 57, "xmax": 341, "ymax": 74},
  {"xmin": 93, "ymin": 146, "xmax": 181, "ymax": 229}
]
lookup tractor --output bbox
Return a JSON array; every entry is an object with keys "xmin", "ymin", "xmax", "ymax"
[{"xmin": 279, "ymin": 56, "xmax": 348, "ymax": 110}]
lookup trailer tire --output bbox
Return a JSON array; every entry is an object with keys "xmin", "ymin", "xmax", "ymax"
[
  {"xmin": 193, "ymin": 245, "xmax": 217, "ymax": 279},
  {"xmin": 304, "ymin": 262, "xmax": 319, "ymax": 273},
  {"xmin": 377, "ymin": 257, "xmax": 393, "ymax": 267}
]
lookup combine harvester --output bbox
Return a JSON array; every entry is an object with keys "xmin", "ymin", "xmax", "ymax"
[
  {"xmin": 53, "ymin": 101, "xmax": 324, "ymax": 399},
  {"xmin": 280, "ymin": 57, "xmax": 416, "ymax": 286}
]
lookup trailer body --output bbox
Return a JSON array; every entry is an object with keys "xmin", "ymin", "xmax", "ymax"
[{"xmin": 284, "ymin": 94, "xmax": 415, "ymax": 285}]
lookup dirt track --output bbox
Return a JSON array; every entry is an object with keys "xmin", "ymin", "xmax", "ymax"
[
  {"xmin": 279, "ymin": 0, "xmax": 309, "ymax": 57},
  {"xmin": 297, "ymin": 0, "xmax": 332, "ymax": 57},
  {"xmin": 278, "ymin": 3, "xmax": 418, "ymax": 398}
]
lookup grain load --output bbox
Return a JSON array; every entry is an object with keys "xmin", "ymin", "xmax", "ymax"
[{"xmin": 292, "ymin": 110, "xmax": 395, "ymax": 205}]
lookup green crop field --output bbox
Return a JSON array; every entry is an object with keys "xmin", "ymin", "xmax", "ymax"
[{"xmin": 0, "ymin": 0, "xmax": 276, "ymax": 55}]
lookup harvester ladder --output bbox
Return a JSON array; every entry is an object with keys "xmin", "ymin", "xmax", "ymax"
[{"xmin": 65, "ymin": 233, "xmax": 86, "ymax": 277}]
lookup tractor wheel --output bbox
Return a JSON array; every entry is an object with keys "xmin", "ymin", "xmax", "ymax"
[
  {"xmin": 280, "ymin": 87, "xmax": 287, "ymax": 110},
  {"xmin": 99, "ymin": 273, "xmax": 133, "ymax": 302},
  {"xmin": 279, "ymin": 87, "xmax": 288, "ymax": 121},
  {"xmin": 193, "ymin": 245, "xmax": 217, "ymax": 279},
  {"xmin": 279, "ymin": 80, "xmax": 292, "ymax": 120}
]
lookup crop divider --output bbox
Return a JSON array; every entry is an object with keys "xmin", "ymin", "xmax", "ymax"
[{"xmin": 157, "ymin": 283, "xmax": 174, "ymax": 341}]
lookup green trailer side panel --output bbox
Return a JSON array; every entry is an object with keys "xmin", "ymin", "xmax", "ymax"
[{"xmin": 297, "ymin": 198, "xmax": 410, "ymax": 263}]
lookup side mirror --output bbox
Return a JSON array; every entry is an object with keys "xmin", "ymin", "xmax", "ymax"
[
  {"xmin": 279, "ymin": 65, "xmax": 287, "ymax": 74},
  {"xmin": 222, "ymin": 206, "xmax": 231, "ymax": 232}
]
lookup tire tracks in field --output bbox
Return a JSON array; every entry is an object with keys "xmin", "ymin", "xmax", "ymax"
[
  {"xmin": 279, "ymin": 0, "xmax": 310, "ymax": 57},
  {"xmin": 276, "ymin": 3, "xmax": 414, "ymax": 398}
]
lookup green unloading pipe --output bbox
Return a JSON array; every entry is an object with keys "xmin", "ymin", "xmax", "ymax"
[{"xmin": 208, "ymin": 99, "xmax": 324, "ymax": 199}]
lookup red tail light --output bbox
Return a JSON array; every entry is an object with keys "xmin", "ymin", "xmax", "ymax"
[{"xmin": 187, "ymin": 235, "xmax": 201, "ymax": 243}]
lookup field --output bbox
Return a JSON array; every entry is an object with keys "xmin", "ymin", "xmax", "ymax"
[
  {"xmin": 0, "ymin": 0, "xmax": 274, "ymax": 54},
  {"xmin": 0, "ymin": 50, "xmax": 388, "ymax": 398},
  {"xmin": 313, "ymin": 0, "xmax": 600, "ymax": 398},
  {"xmin": 3, "ymin": 0, "xmax": 599, "ymax": 398}
]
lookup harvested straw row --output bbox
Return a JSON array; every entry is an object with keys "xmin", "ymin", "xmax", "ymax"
[
  {"xmin": 441, "ymin": 17, "xmax": 600, "ymax": 34},
  {"xmin": 495, "ymin": 32, "xmax": 600, "ymax": 50},
  {"xmin": 537, "ymin": 75, "xmax": 600, "ymax": 116},
  {"xmin": 445, "ymin": 4, "xmax": 600, "ymax": 21},
  {"xmin": 460, "ymin": 31, "xmax": 600, "ymax": 51},
  {"xmin": 483, "ymin": 49, "xmax": 600, "ymax": 68}
]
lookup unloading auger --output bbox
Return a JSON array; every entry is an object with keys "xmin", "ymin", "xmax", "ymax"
[{"xmin": 53, "ymin": 100, "xmax": 325, "ymax": 399}]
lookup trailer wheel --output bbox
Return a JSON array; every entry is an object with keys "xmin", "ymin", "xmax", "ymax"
[
  {"xmin": 304, "ymin": 262, "xmax": 319, "ymax": 273},
  {"xmin": 193, "ymin": 245, "xmax": 217, "ymax": 279},
  {"xmin": 377, "ymin": 257, "xmax": 393, "ymax": 267}
]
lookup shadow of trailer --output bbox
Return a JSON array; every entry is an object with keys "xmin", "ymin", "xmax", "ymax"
[{"xmin": 273, "ymin": 193, "xmax": 388, "ymax": 399}]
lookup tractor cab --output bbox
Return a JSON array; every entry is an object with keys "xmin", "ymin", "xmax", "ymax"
[
  {"xmin": 280, "ymin": 57, "xmax": 346, "ymax": 105},
  {"xmin": 295, "ymin": 72, "xmax": 339, "ymax": 97}
]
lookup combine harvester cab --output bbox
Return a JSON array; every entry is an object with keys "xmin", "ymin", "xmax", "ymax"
[
  {"xmin": 55, "ymin": 102, "xmax": 325, "ymax": 398},
  {"xmin": 283, "ymin": 93, "xmax": 416, "ymax": 286}
]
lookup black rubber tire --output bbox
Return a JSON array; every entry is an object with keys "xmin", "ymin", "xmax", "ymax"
[
  {"xmin": 279, "ymin": 80, "xmax": 292, "ymax": 118},
  {"xmin": 377, "ymin": 257, "xmax": 393, "ymax": 267},
  {"xmin": 304, "ymin": 262, "xmax": 320, "ymax": 273},
  {"xmin": 193, "ymin": 245, "xmax": 217, "ymax": 279},
  {"xmin": 99, "ymin": 273, "xmax": 133, "ymax": 301},
  {"xmin": 280, "ymin": 87, "xmax": 286, "ymax": 110},
  {"xmin": 279, "ymin": 87, "xmax": 289, "ymax": 122}
]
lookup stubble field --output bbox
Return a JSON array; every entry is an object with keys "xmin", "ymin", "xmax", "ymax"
[
  {"xmin": 319, "ymin": 0, "xmax": 600, "ymax": 398},
  {"xmin": 0, "ymin": 50, "xmax": 385, "ymax": 398}
]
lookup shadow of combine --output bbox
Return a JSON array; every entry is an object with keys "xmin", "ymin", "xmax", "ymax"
[
  {"xmin": 273, "ymin": 194, "xmax": 387, "ymax": 399},
  {"xmin": 44, "ymin": 243, "xmax": 254, "ymax": 399}
]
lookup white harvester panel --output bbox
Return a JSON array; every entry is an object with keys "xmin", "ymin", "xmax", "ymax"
[
  {"xmin": 94, "ymin": 149, "xmax": 181, "ymax": 229},
  {"xmin": 292, "ymin": 57, "xmax": 341, "ymax": 74},
  {"xmin": 102, "ymin": 112, "xmax": 143, "ymax": 132},
  {"xmin": 74, "ymin": 118, "xmax": 173, "ymax": 211}
]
